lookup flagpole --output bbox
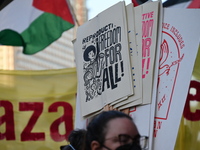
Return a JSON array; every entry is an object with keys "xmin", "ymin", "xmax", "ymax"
[{"xmin": 66, "ymin": 0, "xmax": 80, "ymax": 26}]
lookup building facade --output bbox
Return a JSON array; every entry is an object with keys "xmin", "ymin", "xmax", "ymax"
[{"xmin": 0, "ymin": 0, "xmax": 88, "ymax": 70}]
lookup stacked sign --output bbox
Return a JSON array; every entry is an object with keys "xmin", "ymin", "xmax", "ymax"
[
  {"xmin": 74, "ymin": 1, "xmax": 200, "ymax": 150},
  {"xmin": 74, "ymin": 1, "xmax": 161, "ymax": 118},
  {"xmin": 74, "ymin": 2, "xmax": 134, "ymax": 118}
]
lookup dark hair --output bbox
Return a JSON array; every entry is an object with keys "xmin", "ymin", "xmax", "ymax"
[
  {"xmin": 60, "ymin": 145, "xmax": 71, "ymax": 150},
  {"xmin": 60, "ymin": 129, "xmax": 86, "ymax": 150},
  {"xmin": 83, "ymin": 45, "xmax": 96, "ymax": 61},
  {"xmin": 85, "ymin": 111, "xmax": 132, "ymax": 150},
  {"xmin": 68, "ymin": 129, "xmax": 86, "ymax": 150}
]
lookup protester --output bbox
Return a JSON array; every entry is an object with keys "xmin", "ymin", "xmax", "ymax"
[
  {"xmin": 60, "ymin": 129, "xmax": 86, "ymax": 150},
  {"xmin": 85, "ymin": 110, "xmax": 148, "ymax": 150}
]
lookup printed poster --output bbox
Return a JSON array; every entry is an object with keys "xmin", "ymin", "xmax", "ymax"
[
  {"xmin": 153, "ymin": 8, "xmax": 200, "ymax": 150},
  {"xmin": 119, "ymin": 0, "xmax": 160, "ymax": 110},
  {"xmin": 74, "ymin": 2, "xmax": 133, "ymax": 117},
  {"xmin": 74, "ymin": 3, "xmax": 200, "ymax": 150},
  {"xmin": 111, "ymin": 3, "xmax": 142, "ymax": 109},
  {"xmin": 77, "ymin": 1, "xmax": 162, "ymax": 149},
  {"xmin": 141, "ymin": 1, "xmax": 160, "ymax": 104},
  {"xmin": 129, "ymin": 2, "xmax": 163, "ymax": 150}
]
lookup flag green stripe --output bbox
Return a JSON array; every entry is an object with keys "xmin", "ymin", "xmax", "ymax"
[
  {"xmin": 0, "ymin": 29, "xmax": 25, "ymax": 46},
  {"xmin": 21, "ymin": 12, "xmax": 74, "ymax": 55}
]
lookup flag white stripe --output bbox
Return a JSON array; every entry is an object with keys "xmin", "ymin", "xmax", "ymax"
[{"xmin": 0, "ymin": 0, "xmax": 43, "ymax": 33}]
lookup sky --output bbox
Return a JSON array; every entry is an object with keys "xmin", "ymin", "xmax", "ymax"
[
  {"xmin": 86, "ymin": 0, "xmax": 167, "ymax": 20},
  {"xmin": 86, "ymin": 0, "xmax": 132, "ymax": 20}
]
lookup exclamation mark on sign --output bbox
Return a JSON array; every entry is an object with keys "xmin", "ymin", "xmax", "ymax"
[
  {"xmin": 121, "ymin": 61, "xmax": 124, "ymax": 77},
  {"xmin": 146, "ymin": 57, "xmax": 150, "ymax": 75},
  {"xmin": 142, "ymin": 58, "xmax": 146, "ymax": 78}
]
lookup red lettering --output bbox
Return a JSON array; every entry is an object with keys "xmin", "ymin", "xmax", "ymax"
[
  {"xmin": 157, "ymin": 95, "xmax": 166, "ymax": 111},
  {"xmin": 142, "ymin": 11, "xmax": 154, "ymax": 20},
  {"xmin": 154, "ymin": 120, "xmax": 162, "ymax": 130},
  {"xmin": 49, "ymin": 102, "xmax": 73, "ymax": 142},
  {"xmin": 142, "ymin": 38, "xmax": 151, "ymax": 57},
  {"xmin": 0, "ymin": 100, "xmax": 15, "ymax": 140},
  {"xmin": 157, "ymin": 121, "xmax": 162, "ymax": 129},
  {"xmin": 19, "ymin": 102, "xmax": 44, "ymax": 141},
  {"xmin": 183, "ymin": 80, "xmax": 200, "ymax": 121},
  {"xmin": 154, "ymin": 130, "xmax": 158, "ymax": 137},
  {"xmin": 142, "ymin": 19, "xmax": 154, "ymax": 38},
  {"xmin": 162, "ymin": 23, "xmax": 170, "ymax": 30},
  {"xmin": 153, "ymin": 120, "xmax": 162, "ymax": 137},
  {"xmin": 154, "ymin": 120, "xmax": 156, "ymax": 129}
]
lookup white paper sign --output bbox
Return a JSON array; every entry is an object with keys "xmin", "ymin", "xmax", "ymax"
[
  {"xmin": 111, "ymin": 3, "xmax": 142, "ymax": 109},
  {"xmin": 153, "ymin": 8, "xmax": 200, "ymax": 150},
  {"xmin": 74, "ymin": 2, "xmax": 133, "ymax": 117}
]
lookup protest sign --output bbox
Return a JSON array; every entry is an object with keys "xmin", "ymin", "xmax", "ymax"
[
  {"xmin": 74, "ymin": 2, "xmax": 200, "ymax": 150},
  {"xmin": 119, "ymin": 0, "xmax": 161, "ymax": 110},
  {"xmin": 74, "ymin": 2, "xmax": 133, "ymax": 117},
  {"xmin": 110, "ymin": 3, "xmax": 142, "ymax": 109},
  {"xmin": 153, "ymin": 8, "xmax": 200, "ymax": 150},
  {"xmin": 128, "ymin": 2, "xmax": 163, "ymax": 150},
  {"xmin": 141, "ymin": 1, "xmax": 160, "ymax": 104}
]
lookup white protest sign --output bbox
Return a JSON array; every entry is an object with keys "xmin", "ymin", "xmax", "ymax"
[
  {"xmin": 120, "ymin": 1, "xmax": 161, "ymax": 110},
  {"xmin": 111, "ymin": 3, "xmax": 142, "ymax": 109},
  {"xmin": 153, "ymin": 8, "xmax": 200, "ymax": 150},
  {"xmin": 141, "ymin": 1, "xmax": 160, "ymax": 104},
  {"xmin": 74, "ymin": 2, "xmax": 133, "ymax": 117}
]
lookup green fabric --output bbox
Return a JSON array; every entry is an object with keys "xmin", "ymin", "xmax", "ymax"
[
  {"xmin": 0, "ymin": 13, "xmax": 74, "ymax": 55},
  {"xmin": 21, "ymin": 13, "xmax": 74, "ymax": 55},
  {"xmin": 0, "ymin": 29, "xmax": 25, "ymax": 46}
]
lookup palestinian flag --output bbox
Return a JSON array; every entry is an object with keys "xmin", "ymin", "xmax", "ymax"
[
  {"xmin": 164, "ymin": 0, "xmax": 200, "ymax": 8},
  {"xmin": 132, "ymin": 0, "xmax": 200, "ymax": 8},
  {"xmin": 0, "ymin": 0, "xmax": 75, "ymax": 55}
]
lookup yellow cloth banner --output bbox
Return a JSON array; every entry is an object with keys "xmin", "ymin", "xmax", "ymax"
[
  {"xmin": 175, "ymin": 47, "xmax": 200, "ymax": 150},
  {"xmin": 0, "ymin": 68, "xmax": 77, "ymax": 150}
]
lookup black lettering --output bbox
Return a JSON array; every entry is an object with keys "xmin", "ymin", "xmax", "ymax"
[
  {"xmin": 109, "ymin": 46, "xmax": 115, "ymax": 64},
  {"xmin": 104, "ymin": 49, "xmax": 109, "ymax": 67},
  {"xmin": 109, "ymin": 66, "xmax": 117, "ymax": 89},
  {"xmin": 115, "ymin": 63, "xmax": 121, "ymax": 83},
  {"xmin": 102, "ymin": 68, "xmax": 110, "ymax": 92},
  {"xmin": 115, "ymin": 43, "xmax": 122, "ymax": 62}
]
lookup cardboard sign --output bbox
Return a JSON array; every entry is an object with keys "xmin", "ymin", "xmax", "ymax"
[
  {"xmin": 141, "ymin": 1, "xmax": 160, "ymax": 104},
  {"xmin": 74, "ymin": 3, "xmax": 200, "ymax": 150},
  {"xmin": 74, "ymin": 2, "xmax": 133, "ymax": 117},
  {"xmin": 153, "ymin": 8, "xmax": 200, "ymax": 150},
  {"xmin": 110, "ymin": 3, "xmax": 142, "ymax": 109}
]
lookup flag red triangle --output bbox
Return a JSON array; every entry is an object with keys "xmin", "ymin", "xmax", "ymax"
[{"xmin": 33, "ymin": 0, "xmax": 74, "ymax": 24}]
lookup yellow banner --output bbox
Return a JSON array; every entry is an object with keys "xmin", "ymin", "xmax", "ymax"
[
  {"xmin": 175, "ymin": 80, "xmax": 200, "ymax": 149},
  {"xmin": 0, "ymin": 68, "xmax": 77, "ymax": 150}
]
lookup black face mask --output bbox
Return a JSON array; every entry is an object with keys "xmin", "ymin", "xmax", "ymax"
[{"xmin": 116, "ymin": 143, "xmax": 142, "ymax": 150}]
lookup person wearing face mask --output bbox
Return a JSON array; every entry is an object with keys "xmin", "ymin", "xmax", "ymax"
[{"xmin": 85, "ymin": 110, "xmax": 148, "ymax": 150}]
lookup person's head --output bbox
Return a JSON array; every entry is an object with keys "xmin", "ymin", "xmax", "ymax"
[
  {"xmin": 61, "ymin": 129, "xmax": 86, "ymax": 150},
  {"xmin": 69, "ymin": 129, "xmax": 86, "ymax": 150},
  {"xmin": 84, "ymin": 45, "xmax": 96, "ymax": 62},
  {"xmin": 85, "ymin": 110, "xmax": 145, "ymax": 150}
]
